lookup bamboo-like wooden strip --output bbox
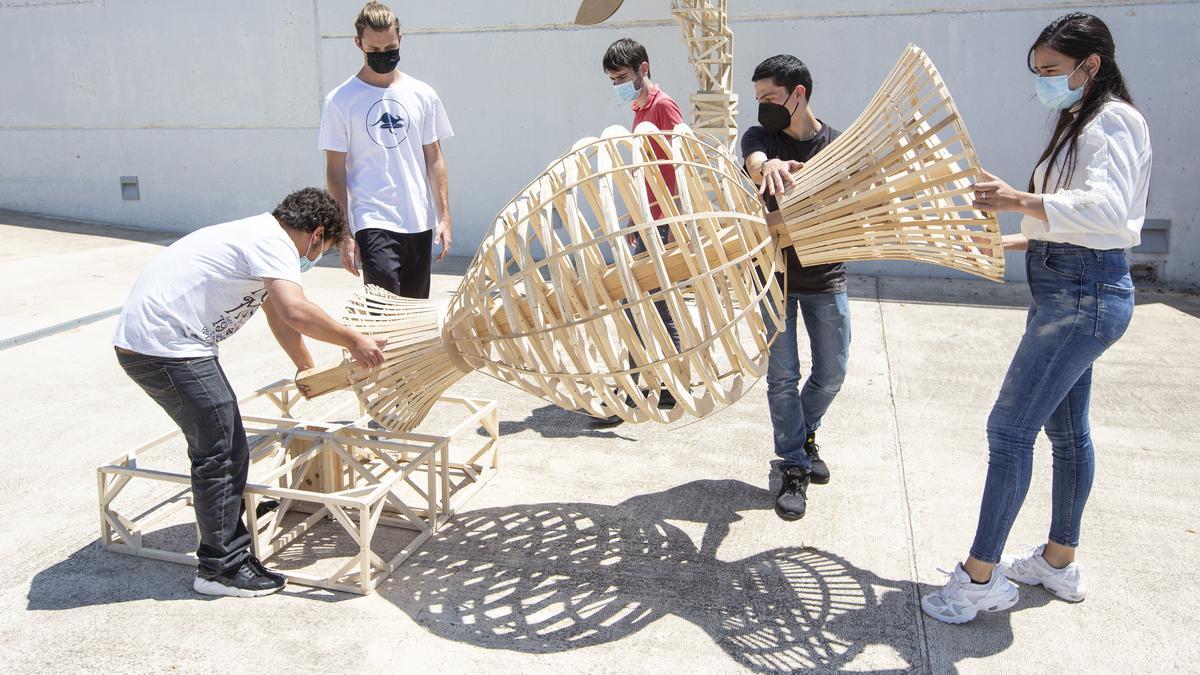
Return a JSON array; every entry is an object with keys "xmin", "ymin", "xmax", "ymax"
[{"xmin": 774, "ymin": 45, "xmax": 1004, "ymax": 281}]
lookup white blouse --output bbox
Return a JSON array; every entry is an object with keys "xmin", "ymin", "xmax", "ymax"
[{"xmin": 1020, "ymin": 100, "xmax": 1153, "ymax": 250}]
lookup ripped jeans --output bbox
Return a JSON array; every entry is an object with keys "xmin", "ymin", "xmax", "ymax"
[{"xmin": 970, "ymin": 241, "xmax": 1134, "ymax": 563}]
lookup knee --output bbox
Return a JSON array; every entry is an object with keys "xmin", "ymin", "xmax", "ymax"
[
  {"xmin": 985, "ymin": 406, "xmax": 1037, "ymax": 463},
  {"xmin": 766, "ymin": 368, "xmax": 800, "ymax": 393}
]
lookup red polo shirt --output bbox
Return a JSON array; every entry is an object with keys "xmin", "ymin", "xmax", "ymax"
[{"xmin": 631, "ymin": 84, "xmax": 683, "ymax": 220}]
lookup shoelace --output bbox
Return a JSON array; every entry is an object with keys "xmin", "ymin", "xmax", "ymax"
[
  {"xmin": 783, "ymin": 473, "xmax": 806, "ymax": 495},
  {"xmin": 934, "ymin": 567, "xmax": 967, "ymax": 598}
]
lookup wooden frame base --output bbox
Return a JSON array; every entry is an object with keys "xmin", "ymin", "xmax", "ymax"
[{"xmin": 97, "ymin": 380, "xmax": 498, "ymax": 595}]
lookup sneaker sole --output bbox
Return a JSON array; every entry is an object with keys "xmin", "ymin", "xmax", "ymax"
[
  {"xmin": 809, "ymin": 474, "xmax": 830, "ymax": 485},
  {"xmin": 1001, "ymin": 571, "xmax": 1086, "ymax": 603},
  {"xmin": 921, "ymin": 586, "xmax": 1019, "ymax": 624},
  {"xmin": 193, "ymin": 575, "xmax": 284, "ymax": 598}
]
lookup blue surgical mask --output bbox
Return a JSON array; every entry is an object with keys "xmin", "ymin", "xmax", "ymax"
[
  {"xmin": 299, "ymin": 236, "xmax": 319, "ymax": 273},
  {"xmin": 614, "ymin": 79, "xmax": 639, "ymax": 103},
  {"xmin": 1035, "ymin": 61, "xmax": 1087, "ymax": 110}
]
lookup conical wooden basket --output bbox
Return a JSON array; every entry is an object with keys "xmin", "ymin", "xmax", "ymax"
[{"xmin": 772, "ymin": 45, "xmax": 1003, "ymax": 281}]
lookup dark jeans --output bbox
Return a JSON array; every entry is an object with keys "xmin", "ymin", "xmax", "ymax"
[
  {"xmin": 116, "ymin": 349, "xmax": 252, "ymax": 576},
  {"xmin": 969, "ymin": 242, "xmax": 1135, "ymax": 563},
  {"xmin": 356, "ymin": 227, "xmax": 433, "ymax": 299},
  {"xmin": 626, "ymin": 225, "xmax": 681, "ymax": 385}
]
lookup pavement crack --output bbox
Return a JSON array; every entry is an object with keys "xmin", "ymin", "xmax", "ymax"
[{"xmin": 875, "ymin": 275, "xmax": 932, "ymax": 675}]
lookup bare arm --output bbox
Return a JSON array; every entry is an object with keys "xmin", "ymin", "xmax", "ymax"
[
  {"xmin": 262, "ymin": 296, "xmax": 314, "ymax": 371},
  {"xmin": 325, "ymin": 150, "xmax": 360, "ymax": 276},
  {"xmin": 423, "ymin": 141, "xmax": 452, "ymax": 262},
  {"xmin": 262, "ymin": 278, "xmax": 384, "ymax": 367}
]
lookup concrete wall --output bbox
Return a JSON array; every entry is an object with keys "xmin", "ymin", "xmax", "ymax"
[{"xmin": 1, "ymin": 0, "xmax": 1197, "ymax": 285}]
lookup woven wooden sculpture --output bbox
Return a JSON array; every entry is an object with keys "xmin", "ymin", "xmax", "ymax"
[
  {"xmin": 301, "ymin": 123, "xmax": 784, "ymax": 432},
  {"xmin": 770, "ymin": 45, "xmax": 1003, "ymax": 280},
  {"xmin": 576, "ymin": 0, "xmax": 740, "ymax": 155}
]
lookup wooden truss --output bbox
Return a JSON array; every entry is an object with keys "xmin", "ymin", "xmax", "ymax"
[
  {"xmin": 300, "ymin": 123, "xmax": 784, "ymax": 433},
  {"xmin": 97, "ymin": 380, "xmax": 499, "ymax": 595},
  {"xmin": 671, "ymin": 0, "xmax": 739, "ymax": 155},
  {"xmin": 772, "ymin": 45, "xmax": 1004, "ymax": 281}
]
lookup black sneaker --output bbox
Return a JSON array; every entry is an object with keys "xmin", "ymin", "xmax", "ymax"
[
  {"xmin": 804, "ymin": 433, "xmax": 830, "ymax": 485},
  {"xmin": 775, "ymin": 467, "xmax": 810, "ymax": 520},
  {"xmin": 193, "ymin": 559, "xmax": 286, "ymax": 598},
  {"xmin": 245, "ymin": 555, "xmax": 287, "ymax": 585},
  {"xmin": 655, "ymin": 389, "xmax": 677, "ymax": 410}
]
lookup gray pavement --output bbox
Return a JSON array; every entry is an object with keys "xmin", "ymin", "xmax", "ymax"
[{"xmin": 0, "ymin": 210, "xmax": 1197, "ymax": 673}]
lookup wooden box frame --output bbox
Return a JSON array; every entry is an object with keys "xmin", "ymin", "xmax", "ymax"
[{"xmin": 96, "ymin": 380, "xmax": 498, "ymax": 595}]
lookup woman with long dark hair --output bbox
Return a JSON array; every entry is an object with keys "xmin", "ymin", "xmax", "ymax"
[{"xmin": 922, "ymin": 13, "xmax": 1152, "ymax": 624}]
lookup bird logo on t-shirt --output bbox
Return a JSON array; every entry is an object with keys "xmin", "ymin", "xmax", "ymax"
[{"xmin": 366, "ymin": 98, "xmax": 410, "ymax": 148}]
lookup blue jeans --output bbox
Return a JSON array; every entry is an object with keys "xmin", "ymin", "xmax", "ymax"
[
  {"xmin": 970, "ymin": 242, "xmax": 1134, "ymax": 563},
  {"xmin": 764, "ymin": 291, "xmax": 852, "ymax": 471},
  {"xmin": 116, "ymin": 349, "xmax": 253, "ymax": 576}
]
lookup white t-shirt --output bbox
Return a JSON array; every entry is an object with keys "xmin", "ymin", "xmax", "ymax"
[
  {"xmin": 1021, "ymin": 99, "xmax": 1152, "ymax": 250},
  {"xmin": 318, "ymin": 74, "xmax": 453, "ymax": 236},
  {"xmin": 113, "ymin": 213, "xmax": 302, "ymax": 358}
]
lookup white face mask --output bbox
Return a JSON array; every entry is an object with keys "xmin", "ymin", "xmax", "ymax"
[{"xmin": 1035, "ymin": 60, "xmax": 1087, "ymax": 110}]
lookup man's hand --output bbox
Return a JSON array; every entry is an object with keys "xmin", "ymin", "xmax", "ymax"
[
  {"xmin": 348, "ymin": 333, "xmax": 387, "ymax": 368},
  {"xmin": 340, "ymin": 237, "xmax": 361, "ymax": 276},
  {"xmin": 434, "ymin": 219, "xmax": 452, "ymax": 263},
  {"xmin": 759, "ymin": 159, "xmax": 804, "ymax": 197}
]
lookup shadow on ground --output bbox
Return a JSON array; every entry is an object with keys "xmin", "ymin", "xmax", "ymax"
[
  {"xmin": 479, "ymin": 403, "xmax": 637, "ymax": 441},
  {"xmin": 26, "ymin": 478, "xmax": 1056, "ymax": 671},
  {"xmin": 376, "ymin": 479, "xmax": 1046, "ymax": 672}
]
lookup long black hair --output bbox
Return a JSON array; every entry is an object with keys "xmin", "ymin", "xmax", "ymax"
[{"xmin": 1028, "ymin": 13, "xmax": 1133, "ymax": 192}]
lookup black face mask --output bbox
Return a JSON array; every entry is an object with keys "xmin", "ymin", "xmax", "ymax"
[
  {"xmin": 365, "ymin": 48, "xmax": 400, "ymax": 74},
  {"xmin": 757, "ymin": 89, "xmax": 799, "ymax": 133}
]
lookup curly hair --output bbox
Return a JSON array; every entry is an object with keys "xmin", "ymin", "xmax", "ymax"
[{"xmin": 272, "ymin": 188, "xmax": 346, "ymax": 242}]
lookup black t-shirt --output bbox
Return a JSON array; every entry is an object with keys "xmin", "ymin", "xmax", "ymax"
[{"xmin": 741, "ymin": 121, "xmax": 847, "ymax": 294}]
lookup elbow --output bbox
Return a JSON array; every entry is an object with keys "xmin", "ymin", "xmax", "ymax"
[{"xmin": 275, "ymin": 301, "xmax": 308, "ymax": 328}]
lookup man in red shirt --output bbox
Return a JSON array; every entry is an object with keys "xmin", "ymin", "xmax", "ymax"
[{"xmin": 594, "ymin": 38, "xmax": 684, "ymax": 427}]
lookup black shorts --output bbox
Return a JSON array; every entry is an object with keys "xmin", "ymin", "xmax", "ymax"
[{"xmin": 355, "ymin": 228, "xmax": 433, "ymax": 299}]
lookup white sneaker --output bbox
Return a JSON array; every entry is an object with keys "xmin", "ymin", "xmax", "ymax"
[
  {"xmin": 1000, "ymin": 544, "xmax": 1086, "ymax": 602},
  {"xmin": 921, "ymin": 562, "xmax": 1019, "ymax": 624}
]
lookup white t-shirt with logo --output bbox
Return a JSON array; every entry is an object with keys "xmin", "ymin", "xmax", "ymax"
[
  {"xmin": 113, "ymin": 213, "xmax": 302, "ymax": 358},
  {"xmin": 318, "ymin": 74, "xmax": 453, "ymax": 236}
]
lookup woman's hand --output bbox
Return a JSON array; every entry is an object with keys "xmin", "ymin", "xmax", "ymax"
[{"xmin": 973, "ymin": 169, "xmax": 1047, "ymax": 216}]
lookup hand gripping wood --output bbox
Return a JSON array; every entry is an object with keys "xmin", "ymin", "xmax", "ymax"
[{"xmin": 771, "ymin": 45, "xmax": 1004, "ymax": 281}]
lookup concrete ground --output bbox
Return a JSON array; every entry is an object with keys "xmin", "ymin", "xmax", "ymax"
[{"xmin": 1, "ymin": 209, "xmax": 1197, "ymax": 674}]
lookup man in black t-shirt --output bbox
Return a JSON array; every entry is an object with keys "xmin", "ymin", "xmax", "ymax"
[{"xmin": 742, "ymin": 54, "xmax": 852, "ymax": 522}]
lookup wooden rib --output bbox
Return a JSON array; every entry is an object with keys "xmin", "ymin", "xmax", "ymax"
[{"xmin": 775, "ymin": 44, "xmax": 1003, "ymax": 281}]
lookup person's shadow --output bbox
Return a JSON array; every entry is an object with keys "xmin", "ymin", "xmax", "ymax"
[{"xmin": 478, "ymin": 403, "xmax": 637, "ymax": 441}]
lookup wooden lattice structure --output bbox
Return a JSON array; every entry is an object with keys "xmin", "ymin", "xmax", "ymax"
[
  {"xmin": 771, "ymin": 45, "xmax": 1003, "ymax": 280},
  {"xmin": 575, "ymin": 0, "xmax": 740, "ymax": 155},
  {"xmin": 301, "ymin": 123, "xmax": 784, "ymax": 432},
  {"xmin": 671, "ymin": 0, "xmax": 738, "ymax": 154},
  {"xmin": 97, "ymin": 380, "xmax": 499, "ymax": 595}
]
